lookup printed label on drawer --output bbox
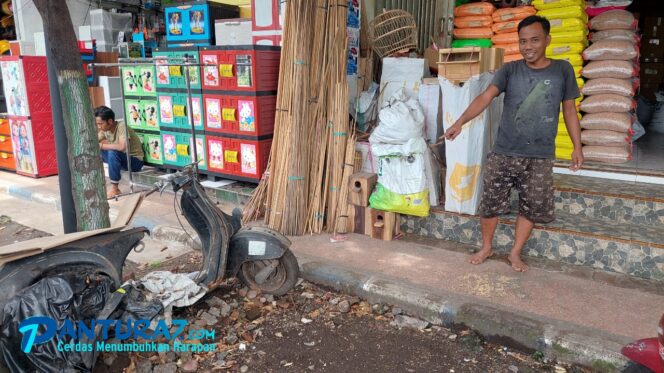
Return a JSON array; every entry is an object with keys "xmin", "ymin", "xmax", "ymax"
[
  {"xmin": 192, "ymin": 97, "xmax": 202, "ymax": 126},
  {"xmin": 144, "ymin": 102, "xmax": 159, "ymax": 128},
  {"xmin": 220, "ymin": 64, "xmax": 234, "ymax": 78},
  {"xmin": 187, "ymin": 66, "xmax": 200, "ymax": 85},
  {"xmin": 0, "ymin": 136, "xmax": 6, "ymax": 142},
  {"xmin": 157, "ymin": 66, "xmax": 170, "ymax": 85},
  {"xmin": 163, "ymin": 134, "xmax": 177, "ymax": 161},
  {"xmin": 208, "ymin": 139, "xmax": 224, "ymax": 169},
  {"xmin": 238, "ymin": 101, "xmax": 255, "ymax": 132},
  {"xmin": 222, "ymin": 108, "xmax": 236, "ymax": 121},
  {"xmin": 173, "ymin": 105, "xmax": 186, "ymax": 117},
  {"xmin": 169, "ymin": 66, "xmax": 182, "ymax": 77},
  {"xmin": 191, "ymin": 137, "xmax": 205, "ymax": 166},
  {"xmin": 203, "ymin": 55, "xmax": 219, "ymax": 86},
  {"xmin": 159, "ymin": 96, "xmax": 174, "ymax": 124},
  {"xmin": 206, "ymin": 98, "xmax": 221, "ymax": 128},
  {"xmin": 1, "ymin": 152, "xmax": 8, "ymax": 159},
  {"xmin": 240, "ymin": 144, "xmax": 257, "ymax": 174},
  {"xmin": 176, "ymin": 143, "xmax": 189, "ymax": 156},
  {"xmin": 140, "ymin": 68, "xmax": 155, "ymax": 93},
  {"xmin": 224, "ymin": 150, "xmax": 238, "ymax": 163}
]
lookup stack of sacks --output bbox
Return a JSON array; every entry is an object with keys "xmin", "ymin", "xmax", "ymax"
[
  {"xmin": 534, "ymin": 0, "xmax": 588, "ymax": 160},
  {"xmin": 491, "ymin": 6, "xmax": 536, "ymax": 62},
  {"xmin": 452, "ymin": 2, "xmax": 496, "ymax": 48},
  {"xmin": 579, "ymin": 9, "xmax": 639, "ymax": 164}
]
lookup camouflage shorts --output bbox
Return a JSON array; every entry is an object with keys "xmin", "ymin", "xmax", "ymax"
[{"xmin": 479, "ymin": 152, "xmax": 555, "ymax": 224}]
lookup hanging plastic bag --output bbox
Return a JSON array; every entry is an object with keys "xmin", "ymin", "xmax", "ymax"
[
  {"xmin": 632, "ymin": 120, "xmax": 645, "ymax": 142},
  {"xmin": 582, "ymin": 40, "xmax": 638, "ymax": 61},
  {"xmin": 583, "ymin": 145, "xmax": 632, "ymax": 163},
  {"xmin": 588, "ymin": 9, "xmax": 637, "ymax": 30},
  {"xmin": 581, "ymin": 60, "xmax": 638, "ymax": 79},
  {"xmin": 580, "ymin": 112, "xmax": 634, "ymax": 133},
  {"xmin": 454, "ymin": 2, "xmax": 496, "ymax": 16},
  {"xmin": 581, "ymin": 77, "xmax": 636, "ymax": 97},
  {"xmin": 454, "ymin": 15, "xmax": 493, "ymax": 28}
]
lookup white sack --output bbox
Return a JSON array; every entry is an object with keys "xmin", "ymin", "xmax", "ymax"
[
  {"xmin": 370, "ymin": 89, "xmax": 425, "ymax": 144},
  {"xmin": 371, "ymin": 138, "xmax": 428, "ymax": 195}
]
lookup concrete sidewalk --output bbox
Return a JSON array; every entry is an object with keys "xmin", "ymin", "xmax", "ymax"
[{"xmin": 1, "ymin": 170, "xmax": 661, "ymax": 370}]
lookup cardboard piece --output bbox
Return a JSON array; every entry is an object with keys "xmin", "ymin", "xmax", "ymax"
[{"xmin": 0, "ymin": 193, "xmax": 144, "ymax": 265}]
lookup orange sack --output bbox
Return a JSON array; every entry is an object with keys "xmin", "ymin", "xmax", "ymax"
[
  {"xmin": 492, "ymin": 6, "xmax": 536, "ymax": 22},
  {"xmin": 454, "ymin": 2, "xmax": 496, "ymax": 17},
  {"xmin": 494, "ymin": 43, "xmax": 520, "ymax": 55},
  {"xmin": 492, "ymin": 32, "xmax": 519, "ymax": 44},
  {"xmin": 492, "ymin": 21, "xmax": 518, "ymax": 34},
  {"xmin": 453, "ymin": 27, "xmax": 494, "ymax": 39},
  {"xmin": 454, "ymin": 15, "xmax": 493, "ymax": 28}
]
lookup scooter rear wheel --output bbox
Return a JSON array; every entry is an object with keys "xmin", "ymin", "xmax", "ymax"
[{"xmin": 238, "ymin": 249, "xmax": 299, "ymax": 296}]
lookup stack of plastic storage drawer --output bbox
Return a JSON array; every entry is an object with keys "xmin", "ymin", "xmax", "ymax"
[
  {"xmin": 153, "ymin": 47, "xmax": 207, "ymax": 171},
  {"xmin": 121, "ymin": 62, "xmax": 158, "ymax": 168},
  {"xmin": 0, "ymin": 118, "xmax": 15, "ymax": 171},
  {"xmin": 200, "ymin": 45, "xmax": 280, "ymax": 182}
]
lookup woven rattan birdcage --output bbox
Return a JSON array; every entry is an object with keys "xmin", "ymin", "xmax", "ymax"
[{"xmin": 368, "ymin": 9, "xmax": 418, "ymax": 58}]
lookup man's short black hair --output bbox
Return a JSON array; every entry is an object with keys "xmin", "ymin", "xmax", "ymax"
[
  {"xmin": 518, "ymin": 15, "xmax": 551, "ymax": 35},
  {"xmin": 94, "ymin": 106, "xmax": 115, "ymax": 121}
]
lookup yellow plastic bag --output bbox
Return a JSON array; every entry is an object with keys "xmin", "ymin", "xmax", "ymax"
[
  {"xmin": 532, "ymin": 0, "xmax": 584, "ymax": 10},
  {"xmin": 369, "ymin": 183, "xmax": 430, "ymax": 217},
  {"xmin": 537, "ymin": 6, "xmax": 588, "ymax": 22},
  {"xmin": 546, "ymin": 43, "xmax": 586, "ymax": 56},
  {"xmin": 551, "ymin": 53, "xmax": 583, "ymax": 67},
  {"xmin": 549, "ymin": 29, "xmax": 589, "ymax": 45},
  {"xmin": 549, "ymin": 17, "xmax": 587, "ymax": 33}
]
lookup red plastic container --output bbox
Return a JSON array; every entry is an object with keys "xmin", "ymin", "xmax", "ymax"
[
  {"xmin": 206, "ymin": 135, "xmax": 271, "ymax": 182},
  {"xmin": 0, "ymin": 151, "xmax": 15, "ymax": 170},
  {"xmin": 199, "ymin": 46, "xmax": 280, "ymax": 92},
  {"xmin": 203, "ymin": 93, "xmax": 276, "ymax": 137},
  {"xmin": 251, "ymin": 0, "xmax": 283, "ymax": 32},
  {"xmin": 252, "ymin": 33, "xmax": 282, "ymax": 47}
]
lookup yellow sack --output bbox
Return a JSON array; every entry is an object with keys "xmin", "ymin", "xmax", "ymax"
[
  {"xmin": 532, "ymin": 0, "xmax": 584, "ymax": 10},
  {"xmin": 549, "ymin": 17, "xmax": 587, "ymax": 33},
  {"xmin": 559, "ymin": 111, "xmax": 582, "ymax": 122},
  {"xmin": 576, "ymin": 77, "xmax": 585, "ymax": 90},
  {"xmin": 556, "ymin": 136, "xmax": 574, "ymax": 148},
  {"xmin": 537, "ymin": 6, "xmax": 588, "ymax": 22},
  {"xmin": 549, "ymin": 29, "xmax": 589, "ymax": 45},
  {"xmin": 556, "ymin": 147, "xmax": 573, "ymax": 160},
  {"xmin": 369, "ymin": 183, "xmax": 430, "ymax": 217},
  {"xmin": 573, "ymin": 65, "xmax": 582, "ymax": 78},
  {"xmin": 551, "ymin": 53, "xmax": 584, "ymax": 67},
  {"xmin": 547, "ymin": 43, "xmax": 586, "ymax": 56}
]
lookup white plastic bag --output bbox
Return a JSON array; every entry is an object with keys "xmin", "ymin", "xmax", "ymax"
[
  {"xmin": 369, "ymin": 89, "xmax": 425, "ymax": 144},
  {"xmin": 439, "ymin": 73, "xmax": 502, "ymax": 215}
]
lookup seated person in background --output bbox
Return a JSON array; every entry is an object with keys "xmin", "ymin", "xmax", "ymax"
[{"xmin": 95, "ymin": 106, "xmax": 144, "ymax": 198}]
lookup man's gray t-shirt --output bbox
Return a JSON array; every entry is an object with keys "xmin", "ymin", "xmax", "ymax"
[{"xmin": 491, "ymin": 59, "xmax": 579, "ymax": 159}]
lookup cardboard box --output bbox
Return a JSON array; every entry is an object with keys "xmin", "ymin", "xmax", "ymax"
[
  {"xmin": 643, "ymin": 16, "xmax": 664, "ymax": 38},
  {"xmin": 641, "ymin": 38, "xmax": 664, "ymax": 63},
  {"xmin": 88, "ymin": 86, "xmax": 106, "ymax": 108},
  {"xmin": 641, "ymin": 63, "xmax": 664, "ymax": 85}
]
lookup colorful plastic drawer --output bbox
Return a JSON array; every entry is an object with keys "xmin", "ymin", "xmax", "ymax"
[
  {"xmin": 165, "ymin": 2, "xmax": 239, "ymax": 46},
  {"xmin": 121, "ymin": 66, "xmax": 157, "ymax": 97},
  {"xmin": 199, "ymin": 46, "xmax": 280, "ymax": 92},
  {"xmin": 206, "ymin": 135, "xmax": 271, "ymax": 182},
  {"xmin": 162, "ymin": 131, "xmax": 207, "ymax": 170},
  {"xmin": 158, "ymin": 92, "xmax": 204, "ymax": 130},
  {"xmin": 154, "ymin": 47, "xmax": 202, "ymax": 90},
  {"xmin": 204, "ymin": 94, "xmax": 275, "ymax": 137},
  {"xmin": 143, "ymin": 133, "xmax": 164, "ymax": 165},
  {"xmin": 125, "ymin": 99, "xmax": 159, "ymax": 131}
]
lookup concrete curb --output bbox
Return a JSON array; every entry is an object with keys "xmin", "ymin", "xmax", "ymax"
[
  {"xmin": 295, "ymin": 254, "xmax": 629, "ymax": 372},
  {"xmin": 0, "ymin": 184, "xmax": 62, "ymax": 211}
]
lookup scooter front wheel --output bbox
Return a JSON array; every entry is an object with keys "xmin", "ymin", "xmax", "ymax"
[{"xmin": 238, "ymin": 249, "xmax": 299, "ymax": 296}]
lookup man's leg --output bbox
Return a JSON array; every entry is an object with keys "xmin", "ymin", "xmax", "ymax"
[
  {"xmin": 512, "ymin": 157, "xmax": 555, "ymax": 272},
  {"xmin": 106, "ymin": 150, "xmax": 127, "ymax": 198},
  {"xmin": 470, "ymin": 153, "xmax": 514, "ymax": 265}
]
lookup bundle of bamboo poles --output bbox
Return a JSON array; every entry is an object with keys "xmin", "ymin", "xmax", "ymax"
[{"xmin": 243, "ymin": 0, "xmax": 356, "ymax": 236}]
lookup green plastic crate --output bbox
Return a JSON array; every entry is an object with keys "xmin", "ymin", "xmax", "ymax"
[
  {"xmin": 125, "ymin": 98, "xmax": 159, "ymax": 131},
  {"xmin": 162, "ymin": 131, "xmax": 207, "ymax": 169},
  {"xmin": 122, "ymin": 65, "xmax": 157, "ymax": 97},
  {"xmin": 143, "ymin": 133, "xmax": 164, "ymax": 165},
  {"xmin": 155, "ymin": 49, "xmax": 201, "ymax": 90},
  {"xmin": 158, "ymin": 92, "xmax": 204, "ymax": 130}
]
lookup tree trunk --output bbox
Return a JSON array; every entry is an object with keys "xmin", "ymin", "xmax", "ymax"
[{"xmin": 33, "ymin": 0, "xmax": 111, "ymax": 231}]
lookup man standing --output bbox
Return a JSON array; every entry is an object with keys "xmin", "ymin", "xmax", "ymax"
[
  {"xmin": 95, "ymin": 106, "xmax": 144, "ymax": 198},
  {"xmin": 443, "ymin": 16, "xmax": 583, "ymax": 272}
]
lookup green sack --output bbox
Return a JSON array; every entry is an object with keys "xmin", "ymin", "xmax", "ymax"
[
  {"xmin": 451, "ymin": 39, "xmax": 493, "ymax": 48},
  {"xmin": 369, "ymin": 183, "xmax": 430, "ymax": 217}
]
